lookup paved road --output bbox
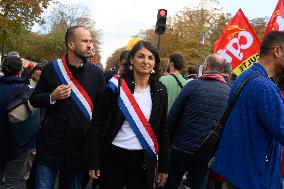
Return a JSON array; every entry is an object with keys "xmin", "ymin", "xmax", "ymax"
[{"xmin": 1, "ymin": 181, "xmax": 190, "ymax": 189}]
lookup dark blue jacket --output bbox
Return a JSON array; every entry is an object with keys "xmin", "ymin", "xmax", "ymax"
[
  {"xmin": 168, "ymin": 75, "xmax": 230, "ymax": 152},
  {"xmin": 0, "ymin": 76, "xmax": 29, "ymax": 158}
]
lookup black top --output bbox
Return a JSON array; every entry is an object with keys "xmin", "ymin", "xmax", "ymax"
[{"xmin": 30, "ymin": 56, "xmax": 105, "ymax": 170}]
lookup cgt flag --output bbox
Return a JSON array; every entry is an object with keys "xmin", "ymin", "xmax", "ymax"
[
  {"xmin": 263, "ymin": 0, "xmax": 284, "ymax": 37},
  {"xmin": 214, "ymin": 9, "xmax": 260, "ymax": 76}
]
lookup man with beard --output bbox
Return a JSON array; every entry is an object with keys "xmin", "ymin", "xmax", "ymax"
[
  {"xmin": 212, "ymin": 31, "xmax": 284, "ymax": 189},
  {"xmin": 30, "ymin": 26, "xmax": 105, "ymax": 189}
]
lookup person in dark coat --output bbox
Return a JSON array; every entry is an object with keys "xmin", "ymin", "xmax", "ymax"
[
  {"xmin": 29, "ymin": 26, "xmax": 105, "ymax": 189},
  {"xmin": 88, "ymin": 41, "xmax": 169, "ymax": 189},
  {"xmin": 165, "ymin": 54, "xmax": 230, "ymax": 189},
  {"xmin": 104, "ymin": 50, "xmax": 129, "ymax": 82},
  {"xmin": 0, "ymin": 56, "xmax": 35, "ymax": 188}
]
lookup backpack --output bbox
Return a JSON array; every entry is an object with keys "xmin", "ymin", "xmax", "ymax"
[
  {"xmin": 6, "ymin": 84, "xmax": 37, "ymax": 123},
  {"xmin": 6, "ymin": 84, "xmax": 40, "ymax": 145}
]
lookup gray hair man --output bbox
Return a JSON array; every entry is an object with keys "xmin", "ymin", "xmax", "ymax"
[{"xmin": 165, "ymin": 54, "xmax": 230, "ymax": 189}]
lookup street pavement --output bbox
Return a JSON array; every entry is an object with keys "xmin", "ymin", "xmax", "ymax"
[{"xmin": 0, "ymin": 180, "xmax": 190, "ymax": 189}]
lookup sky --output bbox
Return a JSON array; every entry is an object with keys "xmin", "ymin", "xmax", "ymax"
[{"xmin": 56, "ymin": 0, "xmax": 277, "ymax": 66}]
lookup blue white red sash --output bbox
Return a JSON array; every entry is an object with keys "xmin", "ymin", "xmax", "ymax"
[
  {"xmin": 52, "ymin": 57, "xmax": 93, "ymax": 121},
  {"xmin": 108, "ymin": 75, "xmax": 159, "ymax": 160}
]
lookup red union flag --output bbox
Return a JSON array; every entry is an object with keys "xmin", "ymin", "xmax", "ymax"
[
  {"xmin": 214, "ymin": 9, "xmax": 260, "ymax": 76},
  {"xmin": 263, "ymin": 0, "xmax": 284, "ymax": 37}
]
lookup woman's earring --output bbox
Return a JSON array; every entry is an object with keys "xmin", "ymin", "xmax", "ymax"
[
  {"xmin": 151, "ymin": 69, "xmax": 155, "ymax": 74},
  {"xmin": 129, "ymin": 65, "xmax": 133, "ymax": 71}
]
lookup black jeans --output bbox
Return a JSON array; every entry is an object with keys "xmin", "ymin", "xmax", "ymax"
[
  {"xmin": 165, "ymin": 148, "xmax": 209, "ymax": 189},
  {"xmin": 0, "ymin": 151, "xmax": 4, "ymax": 185},
  {"xmin": 100, "ymin": 144, "xmax": 148, "ymax": 189},
  {"xmin": 4, "ymin": 151, "xmax": 28, "ymax": 189}
]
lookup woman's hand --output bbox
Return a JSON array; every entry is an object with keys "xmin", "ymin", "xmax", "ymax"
[
  {"xmin": 155, "ymin": 172, "xmax": 168, "ymax": 187},
  {"xmin": 89, "ymin": 170, "xmax": 101, "ymax": 179}
]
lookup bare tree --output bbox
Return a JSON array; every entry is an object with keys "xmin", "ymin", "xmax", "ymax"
[{"xmin": 47, "ymin": 3, "xmax": 102, "ymax": 53}]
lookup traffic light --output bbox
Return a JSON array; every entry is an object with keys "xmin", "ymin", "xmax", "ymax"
[{"xmin": 155, "ymin": 9, "xmax": 167, "ymax": 35}]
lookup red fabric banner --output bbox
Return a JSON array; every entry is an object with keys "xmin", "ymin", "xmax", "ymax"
[
  {"xmin": 214, "ymin": 9, "xmax": 260, "ymax": 76},
  {"xmin": 263, "ymin": 0, "xmax": 284, "ymax": 37}
]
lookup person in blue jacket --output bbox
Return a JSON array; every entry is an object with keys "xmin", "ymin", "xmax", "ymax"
[
  {"xmin": 0, "ymin": 56, "xmax": 37, "ymax": 188},
  {"xmin": 212, "ymin": 31, "xmax": 284, "ymax": 189}
]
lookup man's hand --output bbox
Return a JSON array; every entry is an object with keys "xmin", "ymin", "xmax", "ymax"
[
  {"xmin": 89, "ymin": 170, "xmax": 100, "ymax": 179},
  {"xmin": 51, "ymin": 85, "xmax": 71, "ymax": 101},
  {"xmin": 155, "ymin": 172, "xmax": 168, "ymax": 187}
]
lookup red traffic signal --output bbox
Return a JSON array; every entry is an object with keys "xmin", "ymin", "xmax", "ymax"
[
  {"xmin": 155, "ymin": 9, "xmax": 167, "ymax": 35},
  {"xmin": 159, "ymin": 9, "xmax": 167, "ymax": 17}
]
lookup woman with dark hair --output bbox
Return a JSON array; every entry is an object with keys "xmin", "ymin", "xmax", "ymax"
[
  {"xmin": 29, "ymin": 63, "xmax": 45, "ymax": 88},
  {"xmin": 88, "ymin": 41, "xmax": 169, "ymax": 189},
  {"xmin": 0, "ymin": 56, "xmax": 36, "ymax": 188}
]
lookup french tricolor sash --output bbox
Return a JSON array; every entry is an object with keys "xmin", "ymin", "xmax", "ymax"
[
  {"xmin": 52, "ymin": 57, "xmax": 93, "ymax": 121},
  {"xmin": 108, "ymin": 75, "xmax": 159, "ymax": 160}
]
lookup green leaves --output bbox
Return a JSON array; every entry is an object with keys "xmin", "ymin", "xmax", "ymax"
[
  {"xmin": 136, "ymin": 0, "xmax": 266, "ymax": 72},
  {"xmin": 0, "ymin": 0, "xmax": 53, "ymax": 30},
  {"xmin": 0, "ymin": 2, "xmax": 102, "ymax": 64}
]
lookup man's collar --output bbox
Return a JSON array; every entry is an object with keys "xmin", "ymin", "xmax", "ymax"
[
  {"xmin": 253, "ymin": 63, "xmax": 269, "ymax": 78},
  {"xmin": 65, "ymin": 54, "xmax": 86, "ymax": 69}
]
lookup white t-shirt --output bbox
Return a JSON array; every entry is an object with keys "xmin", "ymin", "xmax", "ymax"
[{"xmin": 112, "ymin": 86, "xmax": 152, "ymax": 150}]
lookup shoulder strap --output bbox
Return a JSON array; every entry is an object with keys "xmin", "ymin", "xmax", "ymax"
[
  {"xmin": 170, "ymin": 74, "xmax": 183, "ymax": 89},
  {"xmin": 219, "ymin": 73, "xmax": 263, "ymax": 129},
  {"xmin": 108, "ymin": 75, "xmax": 159, "ymax": 159},
  {"xmin": 53, "ymin": 57, "xmax": 93, "ymax": 121}
]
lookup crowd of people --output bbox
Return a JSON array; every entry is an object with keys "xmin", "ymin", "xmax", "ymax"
[{"xmin": 0, "ymin": 26, "xmax": 284, "ymax": 189}]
